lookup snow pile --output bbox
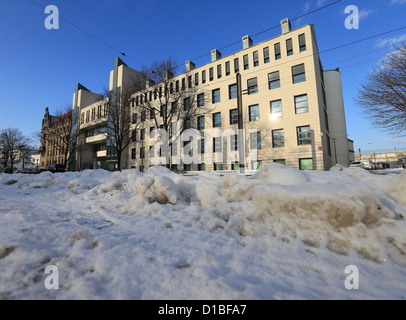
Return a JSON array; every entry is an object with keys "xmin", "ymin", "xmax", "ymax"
[{"xmin": 0, "ymin": 164, "xmax": 405, "ymax": 299}]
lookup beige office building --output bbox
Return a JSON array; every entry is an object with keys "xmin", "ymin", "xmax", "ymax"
[{"xmin": 69, "ymin": 19, "xmax": 352, "ymax": 172}]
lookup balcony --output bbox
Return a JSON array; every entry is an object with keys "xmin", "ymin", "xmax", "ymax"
[{"xmin": 86, "ymin": 133, "xmax": 107, "ymax": 144}]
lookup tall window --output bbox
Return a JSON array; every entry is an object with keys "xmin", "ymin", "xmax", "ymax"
[
  {"xmin": 132, "ymin": 130, "xmax": 137, "ymax": 142},
  {"xmin": 131, "ymin": 148, "xmax": 136, "ymax": 160},
  {"xmin": 299, "ymin": 34, "xmax": 306, "ymax": 52},
  {"xmin": 286, "ymin": 38, "xmax": 293, "ymax": 56},
  {"xmin": 209, "ymin": 67, "xmax": 214, "ymax": 81},
  {"xmin": 274, "ymin": 43, "xmax": 281, "ymax": 60},
  {"xmin": 250, "ymin": 131, "xmax": 261, "ymax": 150},
  {"xmin": 181, "ymin": 78, "xmax": 185, "ymax": 90},
  {"xmin": 230, "ymin": 134, "xmax": 238, "ymax": 151},
  {"xmin": 272, "ymin": 129, "xmax": 285, "ymax": 148},
  {"xmin": 247, "ymin": 78, "xmax": 258, "ymax": 94},
  {"xmin": 234, "ymin": 58, "xmax": 239, "ymax": 73},
  {"xmin": 229, "ymin": 84, "xmax": 237, "ymax": 99},
  {"xmin": 225, "ymin": 61, "xmax": 230, "ymax": 76},
  {"xmin": 195, "ymin": 73, "xmax": 199, "ymax": 86},
  {"xmin": 270, "ymin": 100, "xmax": 283, "ymax": 118},
  {"xmin": 197, "ymin": 116, "xmax": 205, "ymax": 130},
  {"xmin": 243, "ymin": 54, "xmax": 249, "ymax": 70},
  {"xmin": 160, "ymin": 105, "xmax": 167, "ymax": 117},
  {"xmin": 213, "ymin": 137, "xmax": 222, "ymax": 153},
  {"xmin": 297, "ymin": 126, "xmax": 311, "ymax": 145},
  {"xmin": 140, "ymin": 129, "xmax": 145, "ymax": 141},
  {"xmin": 150, "ymin": 108, "xmax": 155, "ymax": 119},
  {"xmin": 213, "ymin": 112, "xmax": 221, "ymax": 128},
  {"xmin": 140, "ymin": 147, "xmax": 145, "ymax": 159},
  {"xmin": 132, "ymin": 113, "xmax": 137, "ymax": 124},
  {"xmin": 197, "ymin": 93, "xmax": 205, "ymax": 108},
  {"xmin": 217, "ymin": 64, "xmax": 222, "ymax": 79},
  {"xmin": 292, "ymin": 64, "xmax": 306, "ymax": 84},
  {"xmin": 198, "ymin": 139, "xmax": 205, "ymax": 154},
  {"xmin": 263, "ymin": 47, "xmax": 270, "ymax": 63},
  {"xmin": 253, "ymin": 51, "xmax": 259, "ymax": 67},
  {"xmin": 249, "ymin": 105, "xmax": 260, "ymax": 122},
  {"xmin": 184, "ymin": 97, "xmax": 191, "ymax": 111},
  {"xmin": 295, "ymin": 94, "xmax": 309, "ymax": 114},
  {"xmin": 229, "ymin": 109, "xmax": 238, "ymax": 125},
  {"xmin": 202, "ymin": 70, "xmax": 206, "ymax": 84},
  {"xmin": 268, "ymin": 71, "xmax": 280, "ymax": 89},
  {"xmin": 188, "ymin": 76, "xmax": 192, "ymax": 88},
  {"xmin": 212, "ymin": 89, "xmax": 220, "ymax": 104},
  {"xmin": 171, "ymin": 101, "xmax": 178, "ymax": 114}
]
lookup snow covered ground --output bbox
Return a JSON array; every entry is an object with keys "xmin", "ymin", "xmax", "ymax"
[{"xmin": 0, "ymin": 164, "xmax": 405, "ymax": 300}]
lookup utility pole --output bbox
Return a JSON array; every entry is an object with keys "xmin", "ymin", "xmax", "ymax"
[{"xmin": 236, "ymin": 73, "xmax": 245, "ymax": 174}]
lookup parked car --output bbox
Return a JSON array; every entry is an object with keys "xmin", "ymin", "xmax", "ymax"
[
  {"xmin": 1, "ymin": 167, "xmax": 14, "ymax": 174},
  {"xmin": 374, "ymin": 162, "xmax": 383, "ymax": 170},
  {"xmin": 15, "ymin": 168, "xmax": 33, "ymax": 174},
  {"xmin": 47, "ymin": 164, "xmax": 66, "ymax": 173},
  {"xmin": 360, "ymin": 159, "xmax": 375, "ymax": 170},
  {"xmin": 349, "ymin": 161, "xmax": 364, "ymax": 168}
]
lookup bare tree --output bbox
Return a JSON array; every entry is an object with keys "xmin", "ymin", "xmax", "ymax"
[
  {"xmin": 0, "ymin": 128, "xmax": 32, "ymax": 170},
  {"xmin": 356, "ymin": 43, "xmax": 406, "ymax": 135},
  {"xmin": 133, "ymin": 57, "xmax": 213, "ymax": 168}
]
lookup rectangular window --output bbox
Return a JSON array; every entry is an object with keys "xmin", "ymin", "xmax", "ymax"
[
  {"xmin": 184, "ymin": 97, "xmax": 191, "ymax": 111},
  {"xmin": 150, "ymin": 108, "xmax": 155, "ymax": 119},
  {"xmin": 213, "ymin": 112, "xmax": 221, "ymax": 128},
  {"xmin": 202, "ymin": 70, "xmax": 206, "ymax": 84},
  {"xmin": 274, "ymin": 43, "xmax": 281, "ymax": 60},
  {"xmin": 299, "ymin": 158, "xmax": 313, "ymax": 170},
  {"xmin": 297, "ymin": 126, "xmax": 311, "ymax": 145},
  {"xmin": 86, "ymin": 111, "xmax": 90, "ymax": 123},
  {"xmin": 225, "ymin": 61, "xmax": 230, "ymax": 76},
  {"xmin": 176, "ymin": 80, "xmax": 179, "ymax": 92},
  {"xmin": 229, "ymin": 84, "xmax": 237, "ymax": 99},
  {"xmin": 188, "ymin": 76, "xmax": 192, "ymax": 88},
  {"xmin": 274, "ymin": 159, "xmax": 286, "ymax": 165},
  {"xmin": 253, "ymin": 51, "xmax": 259, "ymax": 67},
  {"xmin": 149, "ymin": 146, "xmax": 154, "ymax": 159},
  {"xmin": 197, "ymin": 116, "xmax": 205, "ymax": 130},
  {"xmin": 251, "ymin": 160, "xmax": 262, "ymax": 170},
  {"xmin": 295, "ymin": 94, "xmax": 309, "ymax": 114},
  {"xmin": 184, "ymin": 119, "xmax": 191, "ymax": 129},
  {"xmin": 299, "ymin": 33, "xmax": 306, "ymax": 52},
  {"xmin": 268, "ymin": 71, "xmax": 280, "ymax": 89},
  {"xmin": 270, "ymin": 100, "xmax": 283, "ymax": 118},
  {"xmin": 214, "ymin": 163, "xmax": 223, "ymax": 171},
  {"xmin": 132, "ymin": 130, "xmax": 137, "ymax": 142},
  {"xmin": 292, "ymin": 64, "xmax": 306, "ymax": 84},
  {"xmin": 197, "ymin": 93, "xmax": 205, "ymax": 107},
  {"xmin": 140, "ymin": 129, "xmax": 145, "ymax": 141},
  {"xmin": 286, "ymin": 38, "xmax": 293, "ymax": 56},
  {"xmin": 249, "ymin": 105, "xmax": 260, "ymax": 121},
  {"xmin": 140, "ymin": 147, "xmax": 145, "ymax": 159},
  {"xmin": 230, "ymin": 134, "xmax": 238, "ymax": 151},
  {"xmin": 272, "ymin": 129, "xmax": 285, "ymax": 148},
  {"xmin": 195, "ymin": 73, "xmax": 199, "ymax": 86},
  {"xmin": 229, "ymin": 109, "xmax": 238, "ymax": 125},
  {"xmin": 131, "ymin": 148, "xmax": 136, "ymax": 160},
  {"xmin": 234, "ymin": 58, "xmax": 239, "ymax": 73},
  {"xmin": 212, "ymin": 89, "xmax": 220, "ymax": 104},
  {"xmin": 198, "ymin": 139, "xmax": 205, "ymax": 154},
  {"xmin": 217, "ymin": 64, "xmax": 222, "ymax": 79},
  {"xmin": 250, "ymin": 131, "xmax": 261, "ymax": 150},
  {"xmin": 170, "ymin": 82, "xmax": 174, "ymax": 94},
  {"xmin": 209, "ymin": 67, "xmax": 214, "ymax": 81},
  {"xmin": 213, "ymin": 137, "xmax": 222, "ymax": 153},
  {"xmin": 243, "ymin": 54, "xmax": 249, "ymax": 70},
  {"xmin": 181, "ymin": 78, "xmax": 186, "ymax": 90},
  {"xmin": 132, "ymin": 113, "xmax": 137, "ymax": 124},
  {"xmin": 198, "ymin": 163, "xmax": 206, "ymax": 171},
  {"xmin": 263, "ymin": 47, "xmax": 270, "ymax": 63},
  {"xmin": 160, "ymin": 105, "xmax": 167, "ymax": 117},
  {"xmin": 141, "ymin": 110, "xmax": 146, "ymax": 122},
  {"xmin": 247, "ymin": 78, "xmax": 258, "ymax": 95}
]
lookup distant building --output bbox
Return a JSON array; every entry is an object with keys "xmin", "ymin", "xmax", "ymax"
[{"xmin": 39, "ymin": 107, "xmax": 72, "ymax": 169}]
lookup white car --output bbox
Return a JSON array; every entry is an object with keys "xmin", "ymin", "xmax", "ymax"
[
  {"xmin": 349, "ymin": 161, "xmax": 363, "ymax": 168},
  {"xmin": 374, "ymin": 162, "xmax": 383, "ymax": 170},
  {"xmin": 360, "ymin": 159, "xmax": 374, "ymax": 170}
]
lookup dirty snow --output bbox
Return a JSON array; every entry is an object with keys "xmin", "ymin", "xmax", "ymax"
[{"xmin": 0, "ymin": 164, "xmax": 405, "ymax": 299}]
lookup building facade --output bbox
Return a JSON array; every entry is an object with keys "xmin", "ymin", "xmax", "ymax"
[{"xmin": 69, "ymin": 19, "xmax": 352, "ymax": 172}]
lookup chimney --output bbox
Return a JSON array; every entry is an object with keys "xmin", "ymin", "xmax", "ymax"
[
  {"xmin": 145, "ymin": 79, "xmax": 155, "ymax": 88},
  {"xmin": 281, "ymin": 18, "xmax": 291, "ymax": 34},
  {"xmin": 211, "ymin": 49, "xmax": 221, "ymax": 62},
  {"xmin": 165, "ymin": 70, "xmax": 174, "ymax": 81},
  {"xmin": 242, "ymin": 35, "xmax": 253, "ymax": 49},
  {"xmin": 185, "ymin": 60, "xmax": 196, "ymax": 72}
]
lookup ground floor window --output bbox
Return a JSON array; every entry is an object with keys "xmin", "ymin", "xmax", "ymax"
[
  {"xmin": 299, "ymin": 158, "xmax": 313, "ymax": 170},
  {"xmin": 231, "ymin": 162, "xmax": 240, "ymax": 171},
  {"xmin": 251, "ymin": 160, "xmax": 262, "ymax": 170},
  {"xmin": 198, "ymin": 163, "xmax": 206, "ymax": 171},
  {"xmin": 274, "ymin": 159, "xmax": 286, "ymax": 165},
  {"xmin": 184, "ymin": 164, "xmax": 191, "ymax": 171},
  {"xmin": 214, "ymin": 163, "xmax": 223, "ymax": 171}
]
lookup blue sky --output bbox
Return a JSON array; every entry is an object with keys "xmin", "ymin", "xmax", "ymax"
[{"xmin": 1, "ymin": 0, "xmax": 406, "ymax": 153}]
